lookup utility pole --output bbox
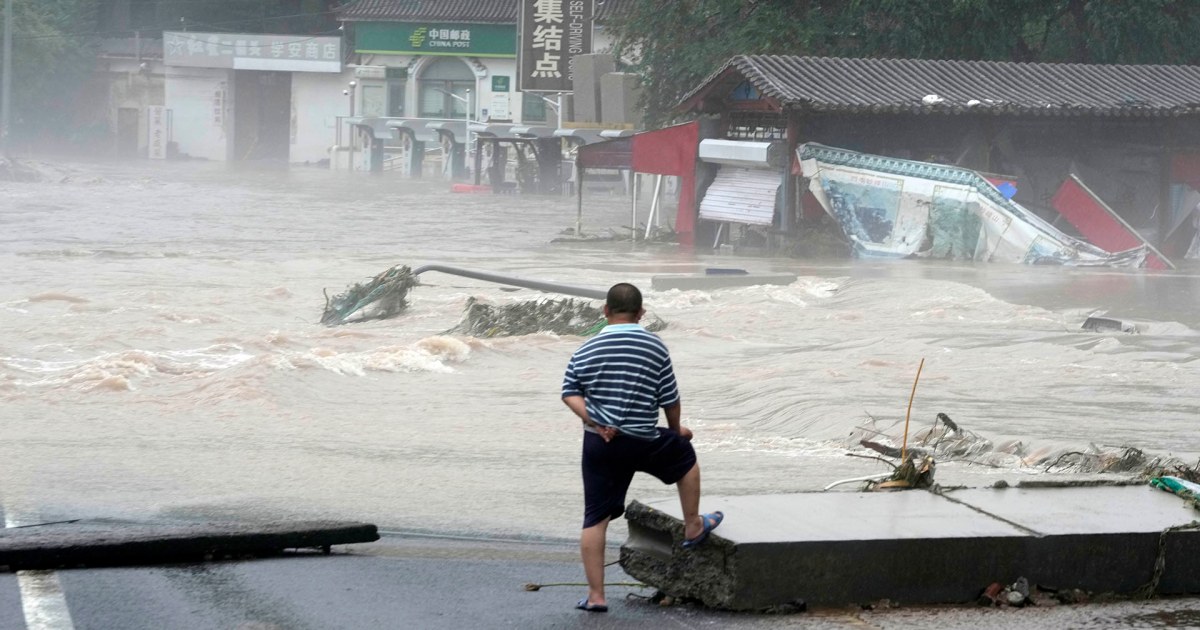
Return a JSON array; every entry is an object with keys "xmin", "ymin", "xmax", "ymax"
[{"xmin": 2, "ymin": 0, "xmax": 12, "ymax": 157}]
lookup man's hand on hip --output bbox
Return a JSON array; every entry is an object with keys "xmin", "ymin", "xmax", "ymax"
[
  {"xmin": 596, "ymin": 425, "xmax": 618, "ymax": 442},
  {"xmin": 678, "ymin": 426, "xmax": 693, "ymax": 441}
]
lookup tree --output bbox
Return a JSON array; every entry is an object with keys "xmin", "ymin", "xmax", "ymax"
[
  {"xmin": 0, "ymin": 0, "xmax": 338, "ymax": 149},
  {"xmin": 1, "ymin": 0, "xmax": 101, "ymax": 144}
]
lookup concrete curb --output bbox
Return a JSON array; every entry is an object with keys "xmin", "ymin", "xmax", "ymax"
[
  {"xmin": 621, "ymin": 485, "xmax": 1200, "ymax": 610},
  {"xmin": 0, "ymin": 520, "xmax": 379, "ymax": 570}
]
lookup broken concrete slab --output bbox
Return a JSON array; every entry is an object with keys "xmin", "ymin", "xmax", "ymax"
[
  {"xmin": 0, "ymin": 520, "xmax": 379, "ymax": 570},
  {"xmin": 1082, "ymin": 316, "xmax": 1140, "ymax": 333},
  {"xmin": 620, "ymin": 486, "xmax": 1200, "ymax": 610},
  {"xmin": 650, "ymin": 272, "xmax": 796, "ymax": 292}
]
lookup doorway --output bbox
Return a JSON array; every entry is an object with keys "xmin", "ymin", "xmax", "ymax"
[{"xmin": 233, "ymin": 70, "xmax": 292, "ymax": 161}]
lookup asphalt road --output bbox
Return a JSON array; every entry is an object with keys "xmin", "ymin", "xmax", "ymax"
[{"xmin": 3, "ymin": 534, "xmax": 1200, "ymax": 629}]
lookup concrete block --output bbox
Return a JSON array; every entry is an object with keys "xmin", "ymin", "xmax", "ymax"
[
  {"xmin": 572, "ymin": 54, "xmax": 614, "ymax": 123},
  {"xmin": 621, "ymin": 486, "xmax": 1200, "ymax": 610},
  {"xmin": 0, "ymin": 520, "xmax": 379, "ymax": 570},
  {"xmin": 600, "ymin": 72, "xmax": 642, "ymax": 126},
  {"xmin": 651, "ymin": 273, "xmax": 797, "ymax": 292}
]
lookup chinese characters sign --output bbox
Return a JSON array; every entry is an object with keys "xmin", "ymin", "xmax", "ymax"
[
  {"xmin": 164, "ymin": 32, "xmax": 342, "ymax": 73},
  {"xmin": 354, "ymin": 22, "xmax": 516, "ymax": 57},
  {"xmin": 147, "ymin": 106, "xmax": 168, "ymax": 160},
  {"xmin": 519, "ymin": 0, "xmax": 593, "ymax": 92}
]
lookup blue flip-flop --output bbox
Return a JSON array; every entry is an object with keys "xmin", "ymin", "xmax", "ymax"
[
  {"xmin": 681, "ymin": 511, "xmax": 724, "ymax": 549},
  {"xmin": 576, "ymin": 597, "xmax": 608, "ymax": 613}
]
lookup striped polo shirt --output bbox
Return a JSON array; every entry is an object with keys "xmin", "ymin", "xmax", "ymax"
[{"xmin": 562, "ymin": 323, "xmax": 680, "ymax": 440}]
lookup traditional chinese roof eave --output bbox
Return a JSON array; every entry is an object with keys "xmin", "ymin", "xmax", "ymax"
[{"xmin": 676, "ymin": 54, "xmax": 1200, "ymax": 120}]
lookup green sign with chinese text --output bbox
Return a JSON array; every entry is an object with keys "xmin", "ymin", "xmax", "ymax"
[
  {"xmin": 492, "ymin": 76, "xmax": 510, "ymax": 92},
  {"xmin": 355, "ymin": 22, "xmax": 516, "ymax": 57}
]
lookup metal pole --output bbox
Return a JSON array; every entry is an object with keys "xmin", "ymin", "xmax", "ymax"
[
  {"xmin": 411, "ymin": 263, "xmax": 607, "ymax": 300},
  {"xmin": 645, "ymin": 174, "xmax": 663, "ymax": 240},
  {"xmin": 465, "ymin": 88, "xmax": 471, "ymax": 178},
  {"xmin": 630, "ymin": 172, "xmax": 638, "ymax": 242},
  {"xmin": 2, "ymin": 0, "xmax": 12, "ymax": 157},
  {"xmin": 576, "ymin": 164, "xmax": 583, "ymax": 235}
]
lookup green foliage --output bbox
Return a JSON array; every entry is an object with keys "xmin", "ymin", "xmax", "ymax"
[
  {"xmin": 0, "ymin": 0, "xmax": 337, "ymax": 147},
  {"xmin": 1, "ymin": 0, "xmax": 101, "ymax": 139},
  {"xmin": 608, "ymin": 0, "xmax": 1200, "ymax": 125}
]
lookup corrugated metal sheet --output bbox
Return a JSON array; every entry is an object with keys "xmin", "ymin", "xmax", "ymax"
[
  {"xmin": 337, "ymin": 0, "xmax": 629, "ymax": 23},
  {"xmin": 680, "ymin": 55, "xmax": 1200, "ymax": 118},
  {"xmin": 699, "ymin": 167, "xmax": 779, "ymax": 226}
]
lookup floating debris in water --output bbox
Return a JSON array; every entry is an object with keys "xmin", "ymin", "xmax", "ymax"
[
  {"xmin": 851, "ymin": 412, "xmax": 1194, "ymax": 477},
  {"xmin": 321, "ymin": 266, "xmax": 669, "ymax": 336},
  {"xmin": 321, "ymin": 265, "xmax": 419, "ymax": 326},
  {"xmin": 445, "ymin": 296, "xmax": 667, "ymax": 338},
  {"xmin": 1081, "ymin": 315, "xmax": 1140, "ymax": 334}
]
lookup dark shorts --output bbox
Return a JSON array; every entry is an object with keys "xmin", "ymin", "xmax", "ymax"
[{"xmin": 581, "ymin": 427, "xmax": 697, "ymax": 529}]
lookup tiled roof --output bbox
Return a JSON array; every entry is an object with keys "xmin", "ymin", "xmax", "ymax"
[
  {"xmin": 680, "ymin": 55, "xmax": 1200, "ymax": 117},
  {"xmin": 336, "ymin": 0, "xmax": 628, "ymax": 24}
]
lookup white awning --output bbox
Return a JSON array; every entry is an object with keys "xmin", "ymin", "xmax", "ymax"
[{"xmin": 698, "ymin": 167, "xmax": 780, "ymax": 226}]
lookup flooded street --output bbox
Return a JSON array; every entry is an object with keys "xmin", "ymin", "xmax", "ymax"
[{"xmin": 2, "ymin": 160, "xmax": 1199, "ymax": 543}]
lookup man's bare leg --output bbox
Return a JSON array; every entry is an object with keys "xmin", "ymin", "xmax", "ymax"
[
  {"xmin": 580, "ymin": 517, "xmax": 610, "ymax": 606},
  {"xmin": 676, "ymin": 463, "xmax": 704, "ymax": 540}
]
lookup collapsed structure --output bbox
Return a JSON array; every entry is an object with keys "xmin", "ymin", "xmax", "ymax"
[{"xmin": 578, "ymin": 55, "xmax": 1200, "ymax": 265}]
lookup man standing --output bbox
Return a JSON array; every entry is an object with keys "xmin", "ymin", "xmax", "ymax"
[{"xmin": 562, "ymin": 282, "xmax": 723, "ymax": 613}]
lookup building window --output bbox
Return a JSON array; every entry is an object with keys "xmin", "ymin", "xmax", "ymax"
[
  {"xmin": 522, "ymin": 92, "xmax": 546, "ymax": 122},
  {"xmin": 418, "ymin": 58, "xmax": 473, "ymax": 119}
]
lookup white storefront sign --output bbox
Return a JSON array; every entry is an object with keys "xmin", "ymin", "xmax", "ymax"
[
  {"xmin": 164, "ymin": 32, "xmax": 342, "ymax": 73},
  {"xmin": 147, "ymin": 106, "xmax": 168, "ymax": 159},
  {"xmin": 489, "ymin": 93, "xmax": 511, "ymax": 120}
]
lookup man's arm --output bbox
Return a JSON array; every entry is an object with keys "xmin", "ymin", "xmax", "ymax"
[
  {"xmin": 663, "ymin": 402, "xmax": 682, "ymax": 431},
  {"xmin": 663, "ymin": 402, "xmax": 692, "ymax": 441},
  {"xmin": 563, "ymin": 395, "xmax": 617, "ymax": 442},
  {"xmin": 563, "ymin": 395, "xmax": 591, "ymax": 424}
]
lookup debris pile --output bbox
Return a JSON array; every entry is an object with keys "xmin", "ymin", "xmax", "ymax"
[
  {"xmin": 851, "ymin": 412, "xmax": 1196, "ymax": 477},
  {"xmin": 321, "ymin": 265, "xmax": 669, "ymax": 337},
  {"xmin": 977, "ymin": 577, "xmax": 1088, "ymax": 608},
  {"xmin": 321, "ymin": 265, "xmax": 419, "ymax": 326},
  {"xmin": 446, "ymin": 296, "xmax": 667, "ymax": 338}
]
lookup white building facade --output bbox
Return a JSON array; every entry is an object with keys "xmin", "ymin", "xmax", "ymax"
[{"xmin": 162, "ymin": 31, "xmax": 347, "ymax": 163}]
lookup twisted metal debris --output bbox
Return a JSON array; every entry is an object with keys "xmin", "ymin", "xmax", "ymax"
[
  {"xmin": 321, "ymin": 265, "xmax": 419, "ymax": 326},
  {"xmin": 321, "ymin": 266, "xmax": 668, "ymax": 337}
]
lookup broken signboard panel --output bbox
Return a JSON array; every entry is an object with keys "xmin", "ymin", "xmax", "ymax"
[
  {"xmin": 1050, "ymin": 174, "xmax": 1174, "ymax": 270},
  {"xmin": 797, "ymin": 143, "xmax": 1147, "ymax": 267}
]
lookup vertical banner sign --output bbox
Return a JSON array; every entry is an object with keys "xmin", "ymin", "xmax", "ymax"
[
  {"xmin": 147, "ymin": 106, "xmax": 167, "ymax": 159},
  {"xmin": 519, "ymin": 0, "xmax": 593, "ymax": 92}
]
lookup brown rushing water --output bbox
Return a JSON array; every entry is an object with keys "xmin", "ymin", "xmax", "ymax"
[{"xmin": 1, "ymin": 160, "xmax": 1198, "ymax": 540}]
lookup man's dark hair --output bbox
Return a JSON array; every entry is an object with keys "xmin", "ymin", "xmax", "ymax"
[{"xmin": 606, "ymin": 283, "xmax": 642, "ymax": 315}]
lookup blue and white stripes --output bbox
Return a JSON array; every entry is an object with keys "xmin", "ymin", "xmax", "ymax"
[{"xmin": 562, "ymin": 323, "xmax": 680, "ymax": 440}]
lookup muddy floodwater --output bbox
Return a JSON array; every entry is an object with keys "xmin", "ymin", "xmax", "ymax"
[{"xmin": 2, "ymin": 161, "xmax": 1199, "ymax": 542}]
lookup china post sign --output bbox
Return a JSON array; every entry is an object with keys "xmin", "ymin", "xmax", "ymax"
[{"xmin": 519, "ymin": 0, "xmax": 593, "ymax": 92}]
